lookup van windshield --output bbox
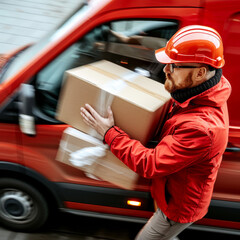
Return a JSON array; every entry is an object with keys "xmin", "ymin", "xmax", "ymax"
[{"xmin": 0, "ymin": 1, "xmax": 88, "ymax": 83}]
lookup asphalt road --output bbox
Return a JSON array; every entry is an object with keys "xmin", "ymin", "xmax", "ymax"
[{"xmin": 0, "ymin": 212, "xmax": 239, "ymax": 240}]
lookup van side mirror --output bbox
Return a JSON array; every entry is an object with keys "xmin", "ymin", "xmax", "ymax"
[{"xmin": 18, "ymin": 84, "xmax": 36, "ymax": 136}]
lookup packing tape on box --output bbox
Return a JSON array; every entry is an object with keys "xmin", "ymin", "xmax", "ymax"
[
  {"xmin": 87, "ymin": 64, "xmax": 169, "ymax": 102},
  {"xmin": 88, "ymin": 83, "xmax": 117, "ymax": 138},
  {"xmin": 88, "ymin": 76, "xmax": 128, "ymax": 138},
  {"xmin": 96, "ymin": 81, "xmax": 120, "ymax": 116}
]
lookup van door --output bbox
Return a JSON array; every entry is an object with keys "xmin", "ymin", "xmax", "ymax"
[
  {"xmin": 202, "ymin": 0, "xmax": 240, "ymax": 203},
  {"xmin": 197, "ymin": 0, "xmax": 240, "ymax": 228}
]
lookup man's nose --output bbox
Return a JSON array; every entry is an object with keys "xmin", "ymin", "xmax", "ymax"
[{"xmin": 163, "ymin": 64, "xmax": 171, "ymax": 73}]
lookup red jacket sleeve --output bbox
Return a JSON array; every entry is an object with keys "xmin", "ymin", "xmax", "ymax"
[{"xmin": 104, "ymin": 126, "xmax": 212, "ymax": 178}]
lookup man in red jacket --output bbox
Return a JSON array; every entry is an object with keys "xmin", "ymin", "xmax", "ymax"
[{"xmin": 80, "ymin": 25, "xmax": 231, "ymax": 240}]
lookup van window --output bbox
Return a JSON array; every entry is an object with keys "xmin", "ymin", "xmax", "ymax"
[{"xmin": 34, "ymin": 20, "xmax": 178, "ymax": 119}]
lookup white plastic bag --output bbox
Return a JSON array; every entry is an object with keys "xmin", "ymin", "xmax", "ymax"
[{"xmin": 69, "ymin": 146, "xmax": 107, "ymax": 167}]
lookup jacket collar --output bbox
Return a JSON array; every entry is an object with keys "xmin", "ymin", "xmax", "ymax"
[
  {"xmin": 171, "ymin": 69, "xmax": 222, "ymax": 103},
  {"xmin": 171, "ymin": 69, "xmax": 231, "ymax": 108}
]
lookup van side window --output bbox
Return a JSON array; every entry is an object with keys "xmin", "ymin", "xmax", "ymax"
[{"xmin": 34, "ymin": 20, "xmax": 178, "ymax": 119}]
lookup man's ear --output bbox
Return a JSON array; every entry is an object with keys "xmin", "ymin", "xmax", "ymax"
[{"xmin": 194, "ymin": 67, "xmax": 207, "ymax": 83}]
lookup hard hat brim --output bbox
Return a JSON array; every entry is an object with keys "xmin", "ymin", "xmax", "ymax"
[{"xmin": 155, "ymin": 47, "xmax": 176, "ymax": 64}]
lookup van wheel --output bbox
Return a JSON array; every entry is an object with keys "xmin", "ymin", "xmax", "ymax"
[{"xmin": 0, "ymin": 178, "xmax": 48, "ymax": 232}]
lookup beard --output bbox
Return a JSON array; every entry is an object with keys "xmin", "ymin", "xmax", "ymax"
[
  {"xmin": 164, "ymin": 74, "xmax": 175, "ymax": 93},
  {"xmin": 164, "ymin": 72, "xmax": 193, "ymax": 93}
]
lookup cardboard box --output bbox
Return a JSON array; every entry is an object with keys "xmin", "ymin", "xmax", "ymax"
[
  {"xmin": 56, "ymin": 60, "xmax": 171, "ymax": 144},
  {"xmin": 56, "ymin": 127, "xmax": 138, "ymax": 190}
]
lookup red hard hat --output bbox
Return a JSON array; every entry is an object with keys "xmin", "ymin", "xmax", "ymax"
[{"xmin": 155, "ymin": 25, "xmax": 224, "ymax": 68}]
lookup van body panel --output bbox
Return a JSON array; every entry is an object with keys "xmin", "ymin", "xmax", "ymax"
[{"xmin": 0, "ymin": 0, "xmax": 239, "ymax": 232}]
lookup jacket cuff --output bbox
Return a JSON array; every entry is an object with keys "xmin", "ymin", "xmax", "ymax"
[{"xmin": 103, "ymin": 126, "xmax": 124, "ymax": 146}]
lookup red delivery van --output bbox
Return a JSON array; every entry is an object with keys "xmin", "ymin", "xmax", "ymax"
[{"xmin": 0, "ymin": 0, "xmax": 239, "ymax": 235}]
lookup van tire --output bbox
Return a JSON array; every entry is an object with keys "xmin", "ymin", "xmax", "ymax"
[{"xmin": 0, "ymin": 178, "xmax": 49, "ymax": 232}]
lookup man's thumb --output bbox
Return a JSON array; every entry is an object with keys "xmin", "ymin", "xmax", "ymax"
[{"xmin": 107, "ymin": 106, "xmax": 114, "ymax": 122}]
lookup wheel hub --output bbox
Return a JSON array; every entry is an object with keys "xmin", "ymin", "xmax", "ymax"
[{"xmin": 0, "ymin": 191, "xmax": 33, "ymax": 220}]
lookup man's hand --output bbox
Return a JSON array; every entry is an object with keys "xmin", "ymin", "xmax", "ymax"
[{"xmin": 80, "ymin": 104, "xmax": 114, "ymax": 137}]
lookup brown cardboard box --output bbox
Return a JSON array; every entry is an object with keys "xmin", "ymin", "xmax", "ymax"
[
  {"xmin": 56, "ymin": 127, "xmax": 138, "ymax": 190},
  {"xmin": 56, "ymin": 60, "xmax": 171, "ymax": 144}
]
